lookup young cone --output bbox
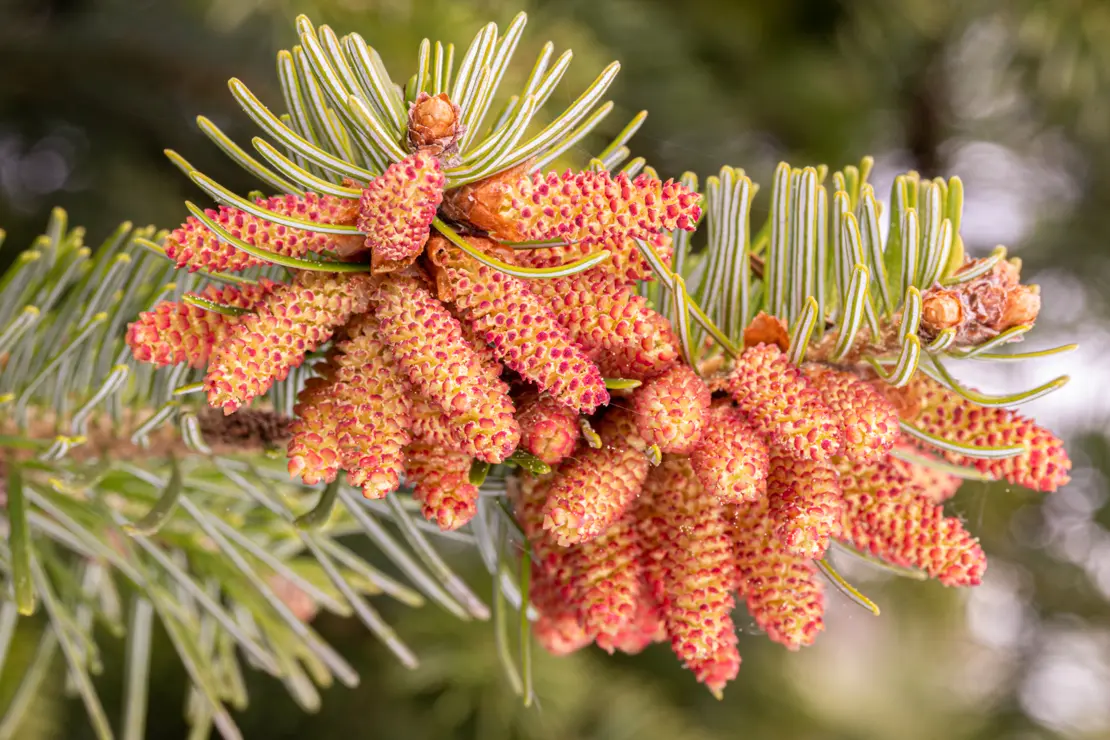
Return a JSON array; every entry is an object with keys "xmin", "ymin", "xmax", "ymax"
[
  {"xmin": 515, "ymin": 392, "xmax": 580, "ymax": 466},
  {"xmin": 838, "ymin": 457, "xmax": 987, "ymax": 586},
  {"xmin": 428, "ymin": 235, "xmax": 608, "ymax": 414},
  {"xmin": 888, "ymin": 442, "xmax": 963, "ymax": 503},
  {"xmin": 541, "ymin": 441, "xmax": 649, "ymax": 547},
  {"xmin": 731, "ymin": 499, "xmax": 826, "ymax": 650},
  {"xmin": 566, "ymin": 509, "xmax": 644, "ymax": 644},
  {"xmin": 882, "ymin": 375, "xmax": 1070, "ymax": 492},
  {"xmin": 652, "ymin": 456, "xmax": 737, "ymax": 668},
  {"xmin": 357, "ymin": 152, "xmax": 445, "ymax": 271},
  {"xmin": 372, "ymin": 273, "xmax": 514, "ymax": 421},
  {"xmin": 444, "ymin": 167, "xmax": 701, "ymax": 245},
  {"xmin": 766, "ymin": 452, "xmax": 843, "ymax": 559},
  {"xmin": 287, "ymin": 315, "xmax": 413, "ymax": 498},
  {"xmin": 632, "ymin": 364, "xmax": 711, "ymax": 454},
  {"xmin": 513, "ymin": 475, "xmax": 592, "ymax": 653},
  {"xmin": 726, "ymin": 343, "xmax": 841, "ymax": 462},
  {"xmin": 803, "ymin": 364, "xmax": 898, "ymax": 462},
  {"xmin": 689, "ymin": 404, "xmax": 769, "ymax": 503},
  {"xmin": 526, "ymin": 267, "xmax": 679, "ymax": 380},
  {"xmin": 205, "ymin": 271, "xmax": 375, "ymax": 413}
]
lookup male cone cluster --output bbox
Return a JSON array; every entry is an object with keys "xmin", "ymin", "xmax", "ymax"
[
  {"xmin": 517, "ymin": 336, "xmax": 1069, "ymax": 695},
  {"xmin": 127, "ymin": 92, "xmax": 701, "ymax": 531}
]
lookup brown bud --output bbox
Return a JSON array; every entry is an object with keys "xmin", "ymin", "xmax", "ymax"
[
  {"xmin": 407, "ymin": 92, "xmax": 462, "ymax": 159},
  {"xmin": 1001, "ymin": 285, "xmax": 1040, "ymax": 329},
  {"xmin": 742, "ymin": 312, "xmax": 790, "ymax": 353},
  {"xmin": 920, "ymin": 289, "xmax": 963, "ymax": 337}
]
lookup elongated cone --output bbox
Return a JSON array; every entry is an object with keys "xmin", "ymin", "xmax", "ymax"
[
  {"xmin": 731, "ymin": 499, "xmax": 826, "ymax": 650},
  {"xmin": 403, "ymin": 443, "xmax": 478, "ymax": 530},
  {"xmin": 286, "ymin": 365, "xmax": 344, "ymax": 486},
  {"xmin": 883, "ymin": 375, "xmax": 1070, "ymax": 492},
  {"xmin": 888, "ymin": 442, "xmax": 963, "ymax": 503},
  {"xmin": 803, "ymin": 364, "xmax": 897, "ymax": 462},
  {"xmin": 126, "ymin": 280, "xmax": 277, "ymax": 367},
  {"xmin": 205, "ymin": 271, "xmax": 375, "ymax": 413},
  {"xmin": 567, "ymin": 510, "xmax": 643, "ymax": 643},
  {"xmin": 357, "ymin": 152, "xmax": 445, "ymax": 271},
  {"xmin": 633, "ymin": 365, "xmax": 711, "ymax": 454},
  {"xmin": 526, "ymin": 267, "xmax": 679, "ymax": 380},
  {"xmin": 541, "ymin": 441, "xmax": 649, "ymax": 547},
  {"xmin": 444, "ymin": 166, "xmax": 701, "ymax": 244},
  {"xmin": 372, "ymin": 273, "xmax": 511, "ymax": 419},
  {"xmin": 653, "ymin": 456, "xmax": 737, "ymax": 666},
  {"xmin": 287, "ymin": 315, "xmax": 413, "ymax": 498},
  {"xmin": 515, "ymin": 392, "xmax": 580, "ymax": 466},
  {"xmin": 689, "ymin": 405, "xmax": 769, "ymax": 503},
  {"xmin": 726, "ymin": 343, "xmax": 841, "ymax": 461},
  {"xmin": 428, "ymin": 235, "xmax": 608, "ymax": 414},
  {"xmin": 596, "ymin": 592, "xmax": 666, "ymax": 655},
  {"xmin": 165, "ymin": 193, "xmax": 359, "ymax": 272},
  {"xmin": 838, "ymin": 457, "xmax": 987, "ymax": 586},
  {"xmin": 766, "ymin": 452, "xmax": 842, "ymax": 559}
]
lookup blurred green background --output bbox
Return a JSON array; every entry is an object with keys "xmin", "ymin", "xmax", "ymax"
[{"xmin": 2, "ymin": 0, "xmax": 1109, "ymax": 738}]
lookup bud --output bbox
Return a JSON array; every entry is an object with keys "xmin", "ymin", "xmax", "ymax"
[
  {"xmin": 407, "ymin": 92, "xmax": 463, "ymax": 158},
  {"xmin": 921, "ymin": 258, "xmax": 1042, "ymax": 345},
  {"xmin": 920, "ymin": 288, "xmax": 963, "ymax": 336}
]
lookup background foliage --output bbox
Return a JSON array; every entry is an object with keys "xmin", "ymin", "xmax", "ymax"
[{"xmin": 1, "ymin": 0, "xmax": 1109, "ymax": 738}]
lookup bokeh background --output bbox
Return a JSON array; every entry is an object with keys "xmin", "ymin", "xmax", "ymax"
[{"xmin": 2, "ymin": 0, "xmax": 1110, "ymax": 738}]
